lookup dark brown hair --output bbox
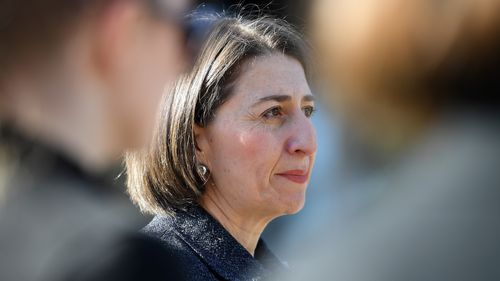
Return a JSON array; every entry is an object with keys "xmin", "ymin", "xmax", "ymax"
[{"xmin": 126, "ymin": 14, "xmax": 309, "ymax": 215}]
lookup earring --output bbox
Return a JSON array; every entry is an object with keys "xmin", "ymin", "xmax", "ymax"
[{"xmin": 197, "ymin": 164, "xmax": 208, "ymax": 177}]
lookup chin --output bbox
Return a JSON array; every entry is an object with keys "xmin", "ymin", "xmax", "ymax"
[
  {"xmin": 265, "ymin": 183, "xmax": 307, "ymax": 216},
  {"xmin": 285, "ymin": 201, "xmax": 305, "ymax": 215},
  {"xmin": 279, "ymin": 193, "xmax": 306, "ymax": 215}
]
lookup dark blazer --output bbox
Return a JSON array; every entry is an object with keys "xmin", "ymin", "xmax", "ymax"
[{"xmin": 142, "ymin": 206, "xmax": 287, "ymax": 281}]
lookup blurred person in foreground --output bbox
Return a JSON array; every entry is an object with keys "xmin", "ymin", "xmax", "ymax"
[
  {"xmin": 0, "ymin": 0, "xmax": 190, "ymax": 280},
  {"xmin": 126, "ymin": 14, "xmax": 317, "ymax": 280},
  {"xmin": 290, "ymin": 0, "xmax": 500, "ymax": 280}
]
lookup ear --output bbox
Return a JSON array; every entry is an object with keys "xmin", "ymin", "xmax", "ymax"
[{"xmin": 194, "ymin": 124, "xmax": 210, "ymax": 163}]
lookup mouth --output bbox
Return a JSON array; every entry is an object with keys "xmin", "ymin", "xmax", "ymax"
[{"xmin": 276, "ymin": 169, "xmax": 309, "ymax": 184}]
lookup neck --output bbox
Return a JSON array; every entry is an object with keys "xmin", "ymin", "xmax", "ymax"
[{"xmin": 200, "ymin": 186, "xmax": 271, "ymax": 256}]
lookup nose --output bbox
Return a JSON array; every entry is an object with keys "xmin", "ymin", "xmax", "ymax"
[{"xmin": 285, "ymin": 113, "xmax": 317, "ymax": 157}]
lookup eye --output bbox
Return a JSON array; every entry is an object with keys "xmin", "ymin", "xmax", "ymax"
[
  {"xmin": 262, "ymin": 106, "xmax": 284, "ymax": 119},
  {"xmin": 303, "ymin": 106, "xmax": 316, "ymax": 118}
]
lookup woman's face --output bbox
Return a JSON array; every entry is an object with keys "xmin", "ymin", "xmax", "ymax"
[{"xmin": 196, "ymin": 54, "xmax": 317, "ymax": 218}]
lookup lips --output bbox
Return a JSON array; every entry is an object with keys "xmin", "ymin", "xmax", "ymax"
[{"xmin": 276, "ymin": 169, "xmax": 309, "ymax": 184}]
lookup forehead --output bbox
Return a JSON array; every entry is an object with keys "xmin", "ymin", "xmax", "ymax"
[{"xmin": 230, "ymin": 54, "xmax": 311, "ymax": 102}]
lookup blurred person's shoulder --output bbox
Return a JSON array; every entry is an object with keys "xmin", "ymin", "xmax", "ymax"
[
  {"xmin": 44, "ymin": 232, "xmax": 187, "ymax": 281},
  {"xmin": 0, "ymin": 127, "xmax": 184, "ymax": 281}
]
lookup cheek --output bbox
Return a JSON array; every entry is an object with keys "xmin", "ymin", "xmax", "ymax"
[
  {"xmin": 237, "ymin": 130, "xmax": 272, "ymax": 159},
  {"xmin": 209, "ymin": 124, "xmax": 281, "ymax": 188}
]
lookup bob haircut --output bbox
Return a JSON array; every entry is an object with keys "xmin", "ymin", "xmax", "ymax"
[{"xmin": 126, "ymin": 14, "xmax": 310, "ymax": 215}]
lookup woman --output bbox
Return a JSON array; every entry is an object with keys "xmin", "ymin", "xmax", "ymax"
[{"xmin": 126, "ymin": 15, "xmax": 317, "ymax": 280}]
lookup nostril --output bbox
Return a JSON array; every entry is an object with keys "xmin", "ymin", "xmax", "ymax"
[{"xmin": 287, "ymin": 138, "xmax": 316, "ymax": 156}]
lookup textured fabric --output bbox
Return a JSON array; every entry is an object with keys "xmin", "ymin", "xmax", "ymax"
[{"xmin": 143, "ymin": 206, "xmax": 286, "ymax": 281}]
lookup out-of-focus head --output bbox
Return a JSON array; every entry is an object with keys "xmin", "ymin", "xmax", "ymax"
[
  {"xmin": 0, "ymin": 0, "xmax": 191, "ymax": 151},
  {"xmin": 311, "ymin": 0, "xmax": 500, "ymax": 149},
  {"xmin": 127, "ymin": 15, "xmax": 316, "ymax": 217}
]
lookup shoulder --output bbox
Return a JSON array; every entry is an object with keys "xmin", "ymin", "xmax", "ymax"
[
  {"xmin": 141, "ymin": 216, "xmax": 219, "ymax": 281},
  {"xmin": 142, "ymin": 215, "xmax": 185, "ymax": 251},
  {"xmin": 53, "ymin": 233, "xmax": 188, "ymax": 281}
]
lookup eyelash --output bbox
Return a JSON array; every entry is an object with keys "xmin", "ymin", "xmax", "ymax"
[
  {"xmin": 262, "ymin": 106, "xmax": 284, "ymax": 119},
  {"xmin": 303, "ymin": 106, "xmax": 317, "ymax": 118},
  {"xmin": 261, "ymin": 106, "xmax": 316, "ymax": 120}
]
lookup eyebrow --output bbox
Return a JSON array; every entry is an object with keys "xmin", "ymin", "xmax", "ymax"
[{"xmin": 253, "ymin": 94, "xmax": 315, "ymax": 106}]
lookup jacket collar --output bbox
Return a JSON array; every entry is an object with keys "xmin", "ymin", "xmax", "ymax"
[{"xmin": 163, "ymin": 206, "xmax": 284, "ymax": 281}]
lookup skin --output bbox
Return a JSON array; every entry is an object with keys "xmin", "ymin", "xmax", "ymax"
[
  {"xmin": 195, "ymin": 54, "xmax": 317, "ymax": 256},
  {"xmin": 3, "ymin": 1, "xmax": 188, "ymax": 172}
]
